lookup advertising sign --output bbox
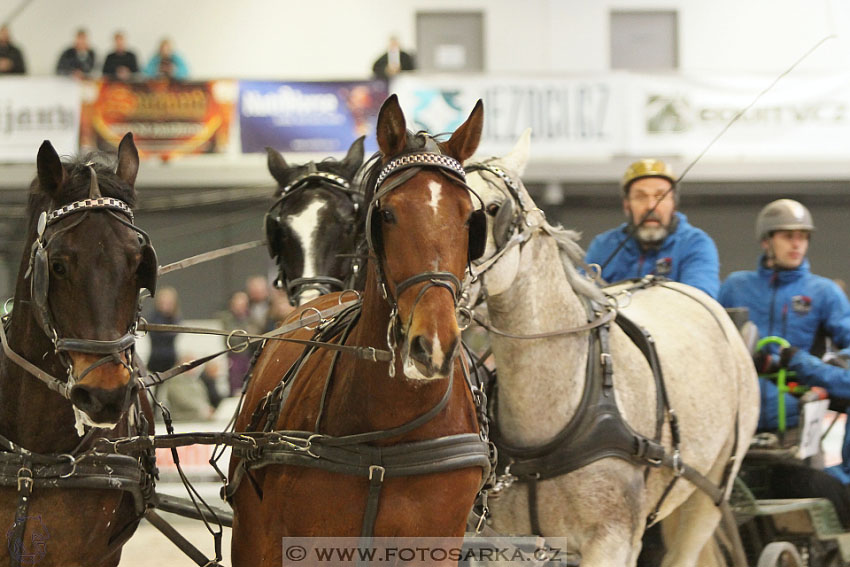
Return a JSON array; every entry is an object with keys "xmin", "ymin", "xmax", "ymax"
[
  {"xmin": 83, "ymin": 79, "xmax": 236, "ymax": 159},
  {"xmin": 239, "ymin": 80, "xmax": 387, "ymax": 154},
  {"xmin": 0, "ymin": 77, "xmax": 80, "ymax": 162}
]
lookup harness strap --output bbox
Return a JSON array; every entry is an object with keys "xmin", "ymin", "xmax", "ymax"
[
  {"xmin": 225, "ymin": 432, "xmax": 492, "ymax": 502},
  {"xmin": 0, "ymin": 320, "xmax": 71, "ymax": 400},
  {"xmin": 9, "ymin": 455, "xmax": 32, "ymax": 567}
]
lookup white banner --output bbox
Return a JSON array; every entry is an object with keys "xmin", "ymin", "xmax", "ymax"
[
  {"xmin": 0, "ymin": 77, "xmax": 81, "ymax": 162},
  {"xmin": 391, "ymin": 75, "xmax": 624, "ymax": 160},
  {"xmin": 625, "ymin": 73, "xmax": 850, "ymax": 158}
]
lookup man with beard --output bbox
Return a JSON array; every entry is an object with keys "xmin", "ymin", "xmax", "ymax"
[{"xmin": 585, "ymin": 158, "xmax": 720, "ymax": 297}]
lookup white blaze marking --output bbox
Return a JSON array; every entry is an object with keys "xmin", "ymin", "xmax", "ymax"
[
  {"xmin": 428, "ymin": 181, "xmax": 442, "ymax": 215},
  {"xmin": 288, "ymin": 198, "xmax": 326, "ymax": 285}
]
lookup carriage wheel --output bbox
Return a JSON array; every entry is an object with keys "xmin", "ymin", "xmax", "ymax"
[{"xmin": 756, "ymin": 541, "xmax": 804, "ymax": 567}]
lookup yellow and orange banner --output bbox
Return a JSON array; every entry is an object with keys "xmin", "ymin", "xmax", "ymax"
[{"xmin": 81, "ymin": 79, "xmax": 236, "ymax": 160}]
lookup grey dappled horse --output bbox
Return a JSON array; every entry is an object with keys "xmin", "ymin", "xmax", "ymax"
[{"xmin": 465, "ymin": 131, "xmax": 759, "ymax": 567}]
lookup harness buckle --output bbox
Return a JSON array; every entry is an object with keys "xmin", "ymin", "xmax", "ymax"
[
  {"xmin": 368, "ymin": 465, "xmax": 385, "ymax": 482},
  {"xmin": 600, "ymin": 352, "xmax": 613, "ymax": 369},
  {"xmin": 672, "ymin": 449, "xmax": 685, "ymax": 477},
  {"xmin": 17, "ymin": 467, "xmax": 33, "ymax": 492}
]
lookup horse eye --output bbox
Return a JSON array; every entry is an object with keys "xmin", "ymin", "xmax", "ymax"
[
  {"xmin": 486, "ymin": 203, "xmax": 500, "ymax": 216},
  {"xmin": 380, "ymin": 209, "xmax": 395, "ymax": 223},
  {"xmin": 51, "ymin": 261, "xmax": 67, "ymax": 276}
]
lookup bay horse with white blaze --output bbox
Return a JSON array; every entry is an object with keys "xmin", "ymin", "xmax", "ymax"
[
  {"xmin": 264, "ymin": 136, "xmax": 366, "ymax": 306},
  {"xmin": 229, "ymin": 95, "xmax": 491, "ymax": 566},
  {"xmin": 465, "ymin": 130, "xmax": 759, "ymax": 567},
  {"xmin": 0, "ymin": 133, "xmax": 157, "ymax": 567}
]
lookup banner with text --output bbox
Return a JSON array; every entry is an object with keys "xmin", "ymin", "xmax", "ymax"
[
  {"xmin": 82, "ymin": 79, "xmax": 236, "ymax": 159},
  {"xmin": 0, "ymin": 77, "xmax": 80, "ymax": 162},
  {"xmin": 390, "ymin": 75, "xmax": 624, "ymax": 160},
  {"xmin": 239, "ymin": 80, "xmax": 388, "ymax": 154},
  {"xmin": 625, "ymin": 73, "xmax": 850, "ymax": 158}
]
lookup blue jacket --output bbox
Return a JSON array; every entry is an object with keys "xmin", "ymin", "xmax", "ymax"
[
  {"xmin": 787, "ymin": 350, "xmax": 850, "ymax": 483},
  {"xmin": 719, "ymin": 258, "xmax": 850, "ymax": 443},
  {"xmin": 719, "ymin": 258, "xmax": 850, "ymax": 353},
  {"xmin": 585, "ymin": 212, "xmax": 720, "ymax": 298}
]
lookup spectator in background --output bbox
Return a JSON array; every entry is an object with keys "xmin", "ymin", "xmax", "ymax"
[
  {"xmin": 221, "ymin": 291, "xmax": 253, "ymax": 395},
  {"xmin": 144, "ymin": 38, "xmax": 188, "ymax": 80},
  {"xmin": 266, "ymin": 289, "xmax": 295, "ymax": 332},
  {"xmin": 147, "ymin": 286, "xmax": 181, "ymax": 376},
  {"xmin": 102, "ymin": 31, "xmax": 139, "ymax": 81},
  {"xmin": 371, "ymin": 35, "xmax": 415, "ymax": 80},
  {"xmin": 245, "ymin": 275, "xmax": 271, "ymax": 335},
  {"xmin": 56, "ymin": 28, "xmax": 95, "ymax": 78},
  {"xmin": 0, "ymin": 25, "xmax": 26, "ymax": 74},
  {"xmin": 199, "ymin": 360, "xmax": 224, "ymax": 409},
  {"xmin": 159, "ymin": 354, "xmax": 214, "ymax": 421}
]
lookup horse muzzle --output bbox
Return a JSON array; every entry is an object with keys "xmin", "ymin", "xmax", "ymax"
[{"xmin": 67, "ymin": 351, "xmax": 133, "ymax": 426}]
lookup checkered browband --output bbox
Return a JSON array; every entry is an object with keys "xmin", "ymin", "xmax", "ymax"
[
  {"xmin": 46, "ymin": 197, "xmax": 134, "ymax": 225},
  {"xmin": 281, "ymin": 171, "xmax": 352, "ymax": 194},
  {"xmin": 375, "ymin": 153, "xmax": 465, "ymax": 190}
]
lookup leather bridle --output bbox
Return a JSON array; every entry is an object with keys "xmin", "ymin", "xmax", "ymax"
[
  {"xmin": 365, "ymin": 137, "xmax": 483, "ymax": 376},
  {"xmin": 264, "ymin": 165, "xmax": 365, "ymax": 305},
  {"xmin": 11, "ymin": 165, "xmax": 155, "ymax": 401}
]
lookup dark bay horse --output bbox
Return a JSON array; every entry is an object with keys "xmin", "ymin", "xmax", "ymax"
[
  {"xmin": 229, "ymin": 95, "xmax": 490, "ymax": 566},
  {"xmin": 264, "ymin": 136, "xmax": 366, "ymax": 305},
  {"xmin": 0, "ymin": 133, "xmax": 157, "ymax": 567}
]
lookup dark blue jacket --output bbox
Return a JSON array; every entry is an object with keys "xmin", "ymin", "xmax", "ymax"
[
  {"xmin": 585, "ymin": 212, "xmax": 720, "ymax": 298},
  {"xmin": 719, "ymin": 257, "xmax": 850, "ymax": 437}
]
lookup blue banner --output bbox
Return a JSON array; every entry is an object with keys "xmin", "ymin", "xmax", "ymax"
[{"xmin": 239, "ymin": 80, "xmax": 387, "ymax": 154}]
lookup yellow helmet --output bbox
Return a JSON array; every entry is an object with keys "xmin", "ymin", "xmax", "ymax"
[{"xmin": 621, "ymin": 159, "xmax": 675, "ymax": 194}]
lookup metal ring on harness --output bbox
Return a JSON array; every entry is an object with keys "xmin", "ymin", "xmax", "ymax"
[
  {"xmin": 456, "ymin": 306, "xmax": 473, "ymax": 331},
  {"xmin": 338, "ymin": 289, "xmax": 361, "ymax": 305},
  {"xmin": 298, "ymin": 307, "xmax": 324, "ymax": 331},
  {"xmin": 226, "ymin": 329, "xmax": 250, "ymax": 353},
  {"xmin": 135, "ymin": 316, "xmax": 149, "ymax": 338},
  {"xmin": 2, "ymin": 297, "xmax": 12, "ymax": 316},
  {"xmin": 586, "ymin": 263, "xmax": 602, "ymax": 282},
  {"xmin": 58, "ymin": 454, "xmax": 76, "ymax": 478}
]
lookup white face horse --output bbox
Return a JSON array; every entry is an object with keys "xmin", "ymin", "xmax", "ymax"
[{"xmin": 465, "ymin": 131, "xmax": 759, "ymax": 567}]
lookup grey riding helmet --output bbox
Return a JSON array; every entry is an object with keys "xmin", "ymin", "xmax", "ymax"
[{"xmin": 755, "ymin": 199, "xmax": 815, "ymax": 241}]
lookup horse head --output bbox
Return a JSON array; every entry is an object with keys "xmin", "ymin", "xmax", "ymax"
[
  {"xmin": 368, "ymin": 95, "xmax": 484, "ymax": 380},
  {"xmin": 265, "ymin": 137, "xmax": 365, "ymax": 305},
  {"xmin": 25, "ymin": 133, "xmax": 155, "ymax": 427},
  {"xmin": 466, "ymin": 128, "xmax": 534, "ymax": 296}
]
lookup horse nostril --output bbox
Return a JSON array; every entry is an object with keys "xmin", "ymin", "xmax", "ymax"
[
  {"xmin": 409, "ymin": 335, "xmax": 433, "ymax": 363},
  {"xmin": 70, "ymin": 385, "xmax": 101, "ymax": 414}
]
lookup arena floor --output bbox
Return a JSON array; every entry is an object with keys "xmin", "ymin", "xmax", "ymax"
[{"xmin": 121, "ymin": 513, "xmax": 232, "ymax": 567}]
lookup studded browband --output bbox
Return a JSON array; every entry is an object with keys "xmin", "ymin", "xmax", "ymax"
[
  {"xmin": 375, "ymin": 153, "xmax": 465, "ymax": 189},
  {"xmin": 46, "ymin": 197, "xmax": 134, "ymax": 225}
]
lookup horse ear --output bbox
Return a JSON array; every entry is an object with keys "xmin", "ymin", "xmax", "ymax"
[
  {"xmin": 36, "ymin": 140, "xmax": 66, "ymax": 197},
  {"xmin": 502, "ymin": 127, "xmax": 531, "ymax": 176},
  {"xmin": 443, "ymin": 99, "xmax": 484, "ymax": 163},
  {"xmin": 341, "ymin": 135, "xmax": 365, "ymax": 178},
  {"xmin": 376, "ymin": 94, "xmax": 407, "ymax": 158},
  {"xmin": 116, "ymin": 132, "xmax": 139, "ymax": 188},
  {"xmin": 266, "ymin": 147, "xmax": 290, "ymax": 186}
]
